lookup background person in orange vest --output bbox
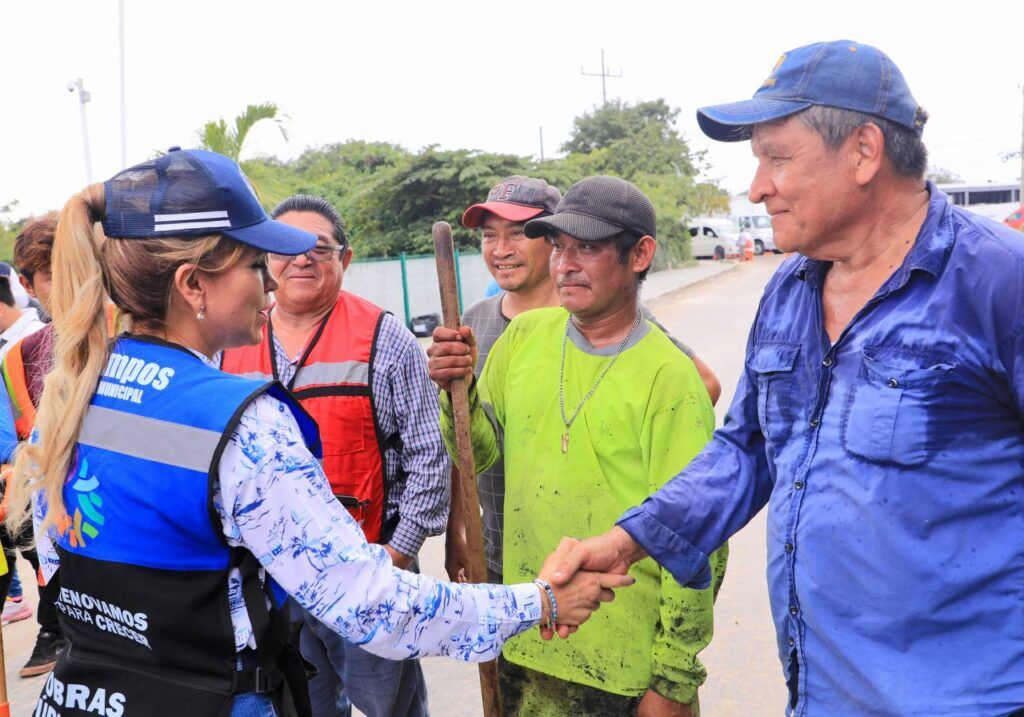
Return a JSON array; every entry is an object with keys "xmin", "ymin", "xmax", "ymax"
[
  {"xmin": 221, "ymin": 194, "xmax": 449, "ymax": 717},
  {"xmin": 0, "ymin": 214, "xmax": 69, "ymax": 678},
  {"xmin": 0, "ymin": 263, "xmax": 46, "ymax": 628}
]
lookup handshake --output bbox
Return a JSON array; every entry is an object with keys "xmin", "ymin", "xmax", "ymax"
[{"xmin": 533, "ymin": 527, "xmax": 648, "ymax": 640}]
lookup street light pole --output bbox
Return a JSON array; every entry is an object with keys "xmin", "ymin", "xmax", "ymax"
[
  {"xmin": 69, "ymin": 78, "xmax": 94, "ymax": 184},
  {"xmin": 118, "ymin": 0, "xmax": 128, "ymax": 169}
]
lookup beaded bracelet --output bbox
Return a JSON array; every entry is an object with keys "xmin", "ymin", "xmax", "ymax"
[{"xmin": 534, "ymin": 578, "xmax": 558, "ymax": 630}]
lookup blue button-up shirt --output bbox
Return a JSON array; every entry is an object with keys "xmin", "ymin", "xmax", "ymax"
[{"xmin": 619, "ymin": 185, "xmax": 1024, "ymax": 716}]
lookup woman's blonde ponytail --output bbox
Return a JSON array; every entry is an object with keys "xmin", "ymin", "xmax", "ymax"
[{"xmin": 6, "ymin": 184, "xmax": 110, "ymax": 533}]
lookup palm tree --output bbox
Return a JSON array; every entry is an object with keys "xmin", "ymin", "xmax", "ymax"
[{"xmin": 197, "ymin": 102, "xmax": 288, "ymax": 162}]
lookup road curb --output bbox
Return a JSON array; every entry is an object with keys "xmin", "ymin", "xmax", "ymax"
[{"xmin": 646, "ymin": 261, "xmax": 744, "ymax": 305}]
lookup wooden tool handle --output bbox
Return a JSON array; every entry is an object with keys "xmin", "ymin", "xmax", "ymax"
[
  {"xmin": 0, "ymin": 617, "xmax": 9, "ymax": 712},
  {"xmin": 432, "ymin": 221, "xmax": 503, "ymax": 717}
]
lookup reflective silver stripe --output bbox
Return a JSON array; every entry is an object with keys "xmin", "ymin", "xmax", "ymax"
[
  {"xmin": 154, "ymin": 211, "xmax": 228, "ymax": 222},
  {"xmin": 153, "ymin": 220, "xmax": 232, "ymax": 232},
  {"xmin": 237, "ymin": 371, "xmax": 272, "ymax": 382},
  {"xmin": 293, "ymin": 361, "xmax": 369, "ymax": 389},
  {"xmin": 79, "ymin": 405, "xmax": 222, "ymax": 473}
]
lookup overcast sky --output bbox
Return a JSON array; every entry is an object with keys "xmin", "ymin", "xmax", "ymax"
[{"xmin": 2, "ymin": 0, "xmax": 1022, "ymax": 216}]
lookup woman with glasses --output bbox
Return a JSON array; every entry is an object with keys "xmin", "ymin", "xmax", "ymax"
[{"xmin": 6, "ymin": 151, "xmax": 630, "ymax": 717}]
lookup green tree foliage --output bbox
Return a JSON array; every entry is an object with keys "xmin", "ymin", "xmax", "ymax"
[
  {"xmin": 559, "ymin": 99, "xmax": 728, "ymax": 266},
  {"xmin": 350, "ymin": 147, "xmax": 529, "ymax": 255},
  {"xmin": 193, "ymin": 99, "xmax": 728, "ymax": 262},
  {"xmin": 197, "ymin": 103, "xmax": 291, "ymax": 208},
  {"xmin": 0, "ymin": 200, "xmax": 25, "ymax": 261},
  {"xmin": 563, "ymin": 100, "xmax": 679, "ymax": 156},
  {"xmin": 198, "ymin": 102, "xmax": 288, "ymax": 162}
]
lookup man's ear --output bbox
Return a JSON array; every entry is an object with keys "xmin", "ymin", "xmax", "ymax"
[
  {"xmin": 632, "ymin": 236, "xmax": 657, "ymax": 275},
  {"xmin": 851, "ymin": 123, "xmax": 885, "ymax": 186},
  {"xmin": 19, "ymin": 274, "xmax": 36, "ymax": 300},
  {"xmin": 341, "ymin": 247, "xmax": 354, "ymax": 271}
]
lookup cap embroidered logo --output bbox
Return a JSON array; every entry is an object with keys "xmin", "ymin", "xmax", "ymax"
[
  {"xmin": 490, "ymin": 182, "xmax": 520, "ymax": 201},
  {"xmin": 761, "ymin": 53, "xmax": 787, "ymax": 88}
]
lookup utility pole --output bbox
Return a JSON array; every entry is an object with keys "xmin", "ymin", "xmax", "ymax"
[
  {"xmin": 68, "ymin": 78, "xmax": 94, "ymax": 184},
  {"xmin": 1018, "ymin": 85, "xmax": 1023, "ymax": 207},
  {"xmin": 539, "ymin": 126, "xmax": 545, "ymax": 162},
  {"xmin": 581, "ymin": 49, "xmax": 622, "ymax": 107},
  {"xmin": 118, "ymin": 0, "xmax": 128, "ymax": 169},
  {"xmin": 1000, "ymin": 85, "xmax": 1024, "ymax": 206}
]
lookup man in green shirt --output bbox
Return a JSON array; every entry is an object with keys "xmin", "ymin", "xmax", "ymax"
[{"xmin": 429, "ymin": 175, "xmax": 726, "ymax": 716}]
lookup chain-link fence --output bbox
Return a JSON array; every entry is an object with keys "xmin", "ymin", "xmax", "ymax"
[{"xmin": 344, "ymin": 251, "xmax": 491, "ymax": 331}]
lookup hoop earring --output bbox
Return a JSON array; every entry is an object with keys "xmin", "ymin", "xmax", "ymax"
[{"xmin": 197, "ymin": 306, "xmax": 206, "ymax": 321}]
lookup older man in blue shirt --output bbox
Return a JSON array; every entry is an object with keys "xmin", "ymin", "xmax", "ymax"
[{"xmin": 546, "ymin": 40, "xmax": 1024, "ymax": 716}]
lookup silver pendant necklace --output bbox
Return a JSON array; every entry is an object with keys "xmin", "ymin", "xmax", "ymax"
[{"xmin": 559, "ymin": 310, "xmax": 643, "ymax": 453}]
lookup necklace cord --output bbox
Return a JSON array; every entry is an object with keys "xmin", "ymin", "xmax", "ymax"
[{"xmin": 559, "ymin": 310, "xmax": 643, "ymax": 429}]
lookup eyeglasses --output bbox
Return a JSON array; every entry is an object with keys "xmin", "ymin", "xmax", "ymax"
[{"xmin": 269, "ymin": 245, "xmax": 345, "ymax": 263}]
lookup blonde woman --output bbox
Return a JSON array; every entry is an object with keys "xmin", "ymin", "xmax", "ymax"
[{"xmin": 6, "ymin": 149, "xmax": 629, "ymax": 717}]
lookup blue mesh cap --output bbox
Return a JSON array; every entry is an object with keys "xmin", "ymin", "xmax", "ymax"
[
  {"xmin": 102, "ymin": 148, "xmax": 316, "ymax": 254},
  {"xmin": 697, "ymin": 40, "xmax": 927, "ymax": 142}
]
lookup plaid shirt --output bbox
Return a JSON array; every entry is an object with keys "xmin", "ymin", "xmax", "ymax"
[{"xmin": 273, "ymin": 312, "xmax": 450, "ymax": 557}]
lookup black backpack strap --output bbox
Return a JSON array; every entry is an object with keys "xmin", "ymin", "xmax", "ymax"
[{"xmin": 229, "ymin": 547, "xmax": 313, "ymax": 717}]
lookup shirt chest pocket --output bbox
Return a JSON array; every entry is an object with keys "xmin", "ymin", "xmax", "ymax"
[
  {"xmin": 841, "ymin": 347, "xmax": 955, "ymax": 467},
  {"xmin": 749, "ymin": 342, "xmax": 800, "ymax": 444}
]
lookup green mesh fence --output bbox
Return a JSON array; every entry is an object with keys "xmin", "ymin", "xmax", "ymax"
[{"xmin": 343, "ymin": 252, "xmax": 492, "ymax": 326}]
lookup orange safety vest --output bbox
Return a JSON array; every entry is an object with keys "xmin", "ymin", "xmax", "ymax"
[
  {"xmin": 221, "ymin": 291, "xmax": 389, "ymax": 543},
  {"xmin": 2, "ymin": 304, "xmax": 124, "ymax": 440},
  {"xmin": 3, "ymin": 337, "xmax": 38, "ymax": 440}
]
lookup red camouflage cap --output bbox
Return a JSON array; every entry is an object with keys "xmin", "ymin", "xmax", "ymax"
[{"xmin": 462, "ymin": 176, "xmax": 561, "ymax": 229}]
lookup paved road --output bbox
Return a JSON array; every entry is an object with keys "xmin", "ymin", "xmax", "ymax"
[
  {"xmin": 3, "ymin": 559, "xmax": 50, "ymax": 709},
  {"xmin": 6, "ymin": 255, "xmax": 788, "ymax": 715},
  {"xmin": 647, "ymin": 254, "xmax": 789, "ymax": 715}
]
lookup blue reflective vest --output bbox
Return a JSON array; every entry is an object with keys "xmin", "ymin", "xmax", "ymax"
[{"xmin": 36, "ymin": 336, "xmax": 320, "ymax": 717}]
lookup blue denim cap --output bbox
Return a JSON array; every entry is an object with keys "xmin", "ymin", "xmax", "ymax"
[
  {"xmin": 697, "ymin": 40, "xmax": 926, "ymax": 142},
  {"xmin": 102, "ymin": 148, "xmax": 316, "ymax": 254}
]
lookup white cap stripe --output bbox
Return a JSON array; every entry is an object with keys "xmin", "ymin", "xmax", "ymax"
[
  {"xmin": 153, "ymin": 220, "xmax": 232, "ymax": 231},
  {"xmin": 154, "ymin": 211, "xmax": 229, "ymax": 222}
]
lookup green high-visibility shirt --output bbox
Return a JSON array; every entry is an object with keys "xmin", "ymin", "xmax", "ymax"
[{"xmin": 441, "ymin": 307, "xmax": 727, "ymax": 704}]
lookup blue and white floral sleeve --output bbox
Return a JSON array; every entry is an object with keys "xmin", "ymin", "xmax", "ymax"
[
  {"xmin": 214, "ymin": 393, "xmax": 542, "ymax": 662},
  {"xmin": 33, "ymin": 491, "xmax": 60, "ymax": 584}
]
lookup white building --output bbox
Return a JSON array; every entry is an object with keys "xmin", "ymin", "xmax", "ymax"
[{"xmin": 937, "ymin": 183, "xmax": 1021, "ymax": 222}]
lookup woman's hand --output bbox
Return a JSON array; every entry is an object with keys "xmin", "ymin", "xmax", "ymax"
[{"xmin": 536, "ymin": 538, "xmax": 635, "ymax": 640}]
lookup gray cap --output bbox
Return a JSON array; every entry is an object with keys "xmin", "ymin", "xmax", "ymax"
[{"xmin": 524, "ymin": 175, "xmax": 656, "ymax": 241}]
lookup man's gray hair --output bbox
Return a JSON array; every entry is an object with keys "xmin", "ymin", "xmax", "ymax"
[{"xmin": 795, "ymin": 105, "xmax": 929, "ymax": 178}]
